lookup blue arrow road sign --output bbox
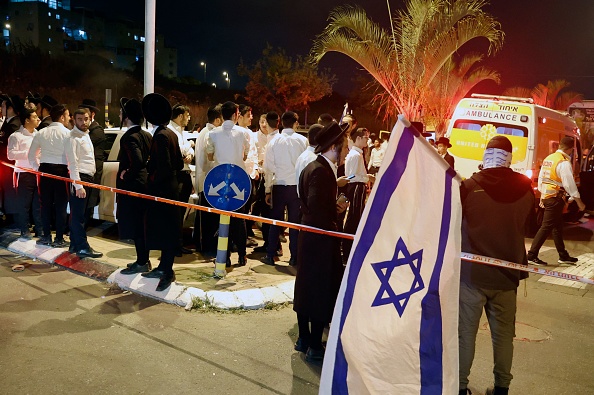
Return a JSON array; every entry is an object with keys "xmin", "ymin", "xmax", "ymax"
[{"xmin": 203, "ymin": 164, "xmax": 251, "ymax": 211}]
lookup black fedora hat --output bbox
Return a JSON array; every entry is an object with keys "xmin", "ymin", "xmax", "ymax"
[
  {"xmin": 120, "ymin": 97, "xmax": 143, "ymax": 124},
  {"xmin": 141, "ymin": 93, "xmax": 172, "ymax": 126},
  {"xmin": 314, "ymin": 121, "xmax": 349, "ymax": 154},
  {"xmin": 1, "ymin": 94, "xmax": 24, "ymax": 114},
  {"xmin": 79, "ymin": 98, "xmax": 100, "ymax": 114},
  {"xmin": 436, "ymin": 136, "xmax": 452, "ymax": 148},
  {"xmin": 39, "ymin": 95, "xmax": 58, "ymax": 110},
  {"xmin": 26, "ymin": 91, "xmax": 42, "ymax": 105}
]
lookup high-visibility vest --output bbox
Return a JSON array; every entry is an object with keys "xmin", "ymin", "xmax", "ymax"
[{"xmin": 539, "ymin": 151, "xmax": 567, "ymax": 199}]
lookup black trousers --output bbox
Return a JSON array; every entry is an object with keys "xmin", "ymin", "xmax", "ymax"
[
  {"xmin": 69, "ymin": 173, "xmax": 94, "ymax": 251},
  {"xmin": 193, "ymin": 191, "xmax": 220, "ymax": 255},
  {"xmin": 245, "ymin": 177, "xmax": 259, "ymax": 237},
  {"xmin": 297, "ymin": 313, "xmax": 326, "ymax": 350},
  {"xmin": 15, "ymin": 172, "xmax": 42, "ymax": 234},
  {"xmin": 343, "ymin": 182, "xmax": 367, "ymax": 261},
  {"xmin": 39, "ymin": 163, "xmax": 69, "ymax": 239},
  {"xmin": 528, "ymin": 195, "xmax": 568, "ymax": 257},
  {"xmin": 251, "ymin": 175, "xmax": 271, "ymax": 246},
  {"xmin": 228, "ymin": 204, "xmax": 247, "ymax": 259},
  {"xmin": 177, "ymin": 170, "xmax": 193, "ymax": 248},
  {"xmin": 267, "ymin": 185, "xmax": 300, "ymax": 259}
]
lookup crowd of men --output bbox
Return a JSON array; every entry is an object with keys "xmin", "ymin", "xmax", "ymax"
[{"xmin": 0, "ymin": 92, "xmax": 586, "ymax": 394}]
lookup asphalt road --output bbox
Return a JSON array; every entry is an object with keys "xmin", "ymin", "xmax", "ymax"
[{"xmin": 0, "ymin": 249, "xmax": 593, "ymax": 395}]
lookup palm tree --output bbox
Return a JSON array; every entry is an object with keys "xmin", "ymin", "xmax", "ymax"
[
  {"xmin": 503, "ymin": 79, "xmax": 583, "ymax": 111},
  {"xmin": 310, "ymin": 1, "xmax": 504, "ymax": 125},
  {"xmin": 427, "ymin": 53, "xmax": 500, "ymax": 134}
]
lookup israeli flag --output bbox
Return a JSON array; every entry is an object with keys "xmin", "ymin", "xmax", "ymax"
[{"xmin": 320, "ymin": 116, "xmax": 462, "ymax": 394}]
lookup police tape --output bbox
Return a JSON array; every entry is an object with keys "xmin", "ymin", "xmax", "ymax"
[
  {"xmin": 3, "ymin": 162, "xmax": 592, "ymax": 285},
  {"xmin": 1, "ymin": 161, "xmax": 354, "ymax": 240},
  {"xmin": 461, "ymin": 252, "xmax": 594, "ymax": 286}
]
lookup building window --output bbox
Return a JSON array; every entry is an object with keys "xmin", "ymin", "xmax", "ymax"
[
  {"xmin": 134, "ymin": 35, "xmax": 138, "ymax": 40},
  {"xmin": 48, "ymin": 24, "xmax": 51, "ymax": 30},
  {"xmin": 56, "ymin": 14, "xmax": 60, "ymax": 20},
  {"xmin": 140, "ymin": 36, "xmax": 145, "ymax": 42},
  {"xmin": 48, "ymin": 38, "xmax": 52, "ymax": 42},
  {"xmin": 48, "ymin": 12, "xmax": 52, "ymax": 17},
  {"xmin": 127, "ymin": 32, "xmax": 130, "ymax": 37}
]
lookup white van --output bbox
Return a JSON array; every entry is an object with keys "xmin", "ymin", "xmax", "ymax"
[{"xmin": 446, "ymin": 94, "xmax": 582, "ymax": 193}]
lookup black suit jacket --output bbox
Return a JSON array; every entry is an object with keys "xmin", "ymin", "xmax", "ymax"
[
  {"xmin": 444, "ymin": 152, "xmax": 455, "ymax": 169},
  {"xmin": 38, "ymin": 116, "xmax": 52, "ymax": 130},
  {"xmin": 147, "ymin": 125, "xmax": 184, "ymax": 199},
  {"xmin": 0, "ymin": 116, "xmax": 21, "ymax": 162},
  {"xmin": 116, "ymin": 125, "xmax": 152, "ymax": 193}
]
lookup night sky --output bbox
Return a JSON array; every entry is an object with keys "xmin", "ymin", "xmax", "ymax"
[{"xmin": 74, "ymin": 0, "xmax": 594, "ymax": 98}]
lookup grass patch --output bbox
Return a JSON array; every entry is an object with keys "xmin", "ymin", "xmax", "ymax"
[{"xmin": 189, "ymin": 297, "xmax": 291, "ymax": 313}]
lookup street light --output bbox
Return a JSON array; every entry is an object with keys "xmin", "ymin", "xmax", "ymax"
[
  {"xmin": 200, "ymin": 61, "xmax": 206, "ymax": 82},
  {"xmin": 211, "ymin": 83, "xmax": 216, "ymax": 88},
  {"xmin": 225, "ymin": 77, "xmax": 230, "ymax": 89}
]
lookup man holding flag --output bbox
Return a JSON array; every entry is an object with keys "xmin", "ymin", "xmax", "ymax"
[
  {"xmin": 458, "ymin": 136, "xmax": 534, "ymax": 395},
  {"xmin": 320, "ymin": 116, "xmax": 462, "ymax": 394}
]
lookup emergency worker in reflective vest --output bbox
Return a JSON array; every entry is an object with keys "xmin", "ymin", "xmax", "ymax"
[{"xmin": 527, "ymin": 137, "xmax": 585, "ymax": 266}]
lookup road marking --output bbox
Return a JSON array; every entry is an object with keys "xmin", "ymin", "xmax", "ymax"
[{"xmin": 538, "ymin": 253, "xmax": 594, "ymax": 289}]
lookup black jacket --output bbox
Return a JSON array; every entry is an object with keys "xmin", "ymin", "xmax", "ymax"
[
  {"xmin": 116, "ymin": 126, "xmax": 152, "ymax": 193},
  {"xmin": 461, "ymin": 167, "xmax": 534, "ymax": 290}
]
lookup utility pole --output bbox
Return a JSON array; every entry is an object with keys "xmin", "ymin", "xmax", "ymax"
[{"xmin": 144, "ymin": 0, "xmax": 156, "ymax": 95}]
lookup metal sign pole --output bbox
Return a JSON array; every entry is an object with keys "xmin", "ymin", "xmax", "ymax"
[{"xmin": 213, "ymin": 215, "xmax": 230, "ymax": 278}]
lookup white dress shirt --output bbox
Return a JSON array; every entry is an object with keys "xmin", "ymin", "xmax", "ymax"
[
  {"xmin": 263, "ymin": 128, "xmax": 307, "ymax": 192},
  {"xmin": 295, "ymin": 146, "xmax": 317, "ymax": 194},
  {"xmin": 206, "ymin": 120, "xmax": 249, "ymax": 169},
  {"xmin": 321, "ymin": 153, "xmax": 338, "ymax": 179},
  {"xmin": 28, "ymin": 121, "xmax": 70, "ymax": 170},
  {"xmin": 168, "ymin": 120, "xmax": 194, "ymax": 171},
  {"xmin": 8, "ymin": 126, "xmax": 36, "ymax": 172},
  {"xmin": 238, "ymin": 125, "xmax": 259, "ymax": 178},
  {"xmin": 66, "ymin": 126, "xmax": 96, "ymax": 190},
  {"xmin": 345, "ymin": 146, "xmax": 369, "ymax": 183},
  {"xmin": 194, "ymin": 123, "xmax": 215, "ymax": 193},
  {"xmin": 368, "ymin": 147, "xmax": 384, "ymax": 168},
  {"xmin": 538, "ymin": 150, "xmax": 580, "ymax": 199}
]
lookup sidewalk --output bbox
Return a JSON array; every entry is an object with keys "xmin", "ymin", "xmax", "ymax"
[{"xmin": 0, "ymin": 221, "xmax": 297, "ymax": 310}]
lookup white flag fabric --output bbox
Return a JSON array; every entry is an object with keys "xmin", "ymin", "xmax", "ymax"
[{"xmin": 320, "ymin": 116, "xmax": 462, "ymax": 395}]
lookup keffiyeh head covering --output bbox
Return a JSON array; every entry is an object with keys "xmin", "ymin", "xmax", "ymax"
[{"xmin": 482, "ymin": 135, "xmax": 513, "ymax": 169}]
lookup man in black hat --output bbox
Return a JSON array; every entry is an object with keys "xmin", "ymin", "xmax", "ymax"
[
  {"xmin": 116, "ymin": 98, "xmax": 153, "ymax": 275},
  {"xmin": 293, "ymin": 121, "xmax": 350, "ymax": 363},
  {"xmin": 0, "ymin": 95, "xmax": 23, "ymax": 224},
  {"xmin": 140, "ymin": 93, "xmax": 184, "ymax": 292},
  {"xmin": 458, "ymin": 136, "xmax": 534, "ymax": 395},
  {"xmin": 37, "ymin": 95, "xmax": 58, "ymax": 130},
  {"xmin": 78, "ymin": 99, "xmax": 107, "ymax": 225},
  {"xmin": 436, "ymin": 136, "xmax": 455, "ymax": 169}
]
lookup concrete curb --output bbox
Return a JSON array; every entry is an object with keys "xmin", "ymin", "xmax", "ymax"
[{"xmin": 2, "ymin": 235, "xmax": 295, "ymax": 310}]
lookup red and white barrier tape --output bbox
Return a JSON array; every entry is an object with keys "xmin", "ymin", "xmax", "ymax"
[
  {"xmin": 462, "ymin": 252, "xmax": 594, "ymax": 286},
  {"xmin": 3, "ymin": 162, "xmax": 592, "ymax": 285}
]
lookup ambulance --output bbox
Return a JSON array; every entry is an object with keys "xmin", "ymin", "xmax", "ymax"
[{"xmin": 445, "ymin": 94, "xmax": 582, "ymax": 194}]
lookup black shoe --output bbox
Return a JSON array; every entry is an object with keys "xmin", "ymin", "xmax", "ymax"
[
  {"xmin": 246, "ymin": 237, "xmax": 258, "ymax": 247},
  {"xmin": 253, "ymin": 245, "xmax": 267, "ymax": 253},
  {"xmin": 36, "ymin": 236, "xmax": 52, "ymax": 246},
  {"xmin": 19, "ymin": 231, "xmax": 33, "ymax": 240},
  {"xmin": 459, "ymin": 389, "xmax": 472, "ymax": 395},
  {"xmin": 68, "ymin": 245, "xmax": 76, "ymax": 253},
  {"xmin": 276, "ymin": 247, "xmax": 283, "ymax": 257},
  {"xmin": 486, "ymin": 387, "xmax": 508, "ymax": 395},
  {"xmin": 156, "ymin": 272, "xmax": 176, "ymax": 292},
  {"xmin": 121, "ymin": 261, "xmax": 152, "ymax": 275},
  {"xmin": 558, "ymin": 255, "xmax": 578, "ymax": 265},
  {"xmin": 279, "ymin": 234, "xmax": 287, "ymax": 243},
  {"xmin": 260, "ymin": 256, "xmax": 275, "ymax": 266},
  {"xmin": 180, "ymin": 247, "xmax": 193, "ymax": 254},
  {"xmin": 238, "ymin": 256, "xmax": 247, "ymax": 267},
  {"xmin": 76, "ymin": 248, "xmax": 103, "ymax": 258},
  {"xmin": 51, "ymin": 238, "xmax": 68, "ymax": 248},
  {"xmin": 141, "ymin": 269, "xmax": 165, "ymax": 279},
  {"xmin": 528, "ymin": 256, "xmax": 548, "ymax": 266},
  {"xmin": 289, "ymin": 257, "xmax": 297, "ymax": 266},
  {"xmin": 305, "ymin": 347, "xmax": 325, "ymax": 363},
  {"xmin": 294, "ymin": 338, "xmax": 309, "ymax": 353}
]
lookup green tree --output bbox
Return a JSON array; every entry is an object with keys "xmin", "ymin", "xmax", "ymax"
[
  {"xmin": 310, "ymin": 1, "xmax": 504, "ymax": 127},
  {"xmin": 503, "ymin": 79, "xmax": 583, "ymax": 111},
  {"xmin": 238, "ymin": 45, "xmax": 335, "ymax": 114}
]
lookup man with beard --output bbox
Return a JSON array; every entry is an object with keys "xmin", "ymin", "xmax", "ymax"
[
  {"xmin": 293, "ymin": 121, "xmax": 350, "ymax": 363},
  {"xmin": 65, "ymin": 108, "xmax": 103, "ymax": 258}
]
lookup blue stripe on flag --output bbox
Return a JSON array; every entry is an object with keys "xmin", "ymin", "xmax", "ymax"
[
  {"xmin": 419, "ymin": 170, "xmax": 454, "ymax": 395},
  {"xmin": 332, "ymin": 126, "xmax": 416, "ymax": 393}
]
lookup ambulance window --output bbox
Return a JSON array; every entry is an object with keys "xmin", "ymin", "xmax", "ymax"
[{"xmin": 453, "ymin": 120, "xmax": 528, "ymax": 137}]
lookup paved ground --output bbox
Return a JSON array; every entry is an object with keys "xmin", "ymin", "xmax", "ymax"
[{"xmin": 0, "ymin": 249, "xmax": 592, "ymax": 395}]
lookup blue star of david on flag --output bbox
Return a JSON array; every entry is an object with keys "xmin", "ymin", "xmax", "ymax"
[{"xmin": 371, "ymin": 237, "xmax": 424, "ymax": 316}]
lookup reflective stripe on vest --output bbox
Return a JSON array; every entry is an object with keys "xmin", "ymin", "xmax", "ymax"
[{"xmin": 539, "ymin": 151, "xmax": 567, "ymax": 199}]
